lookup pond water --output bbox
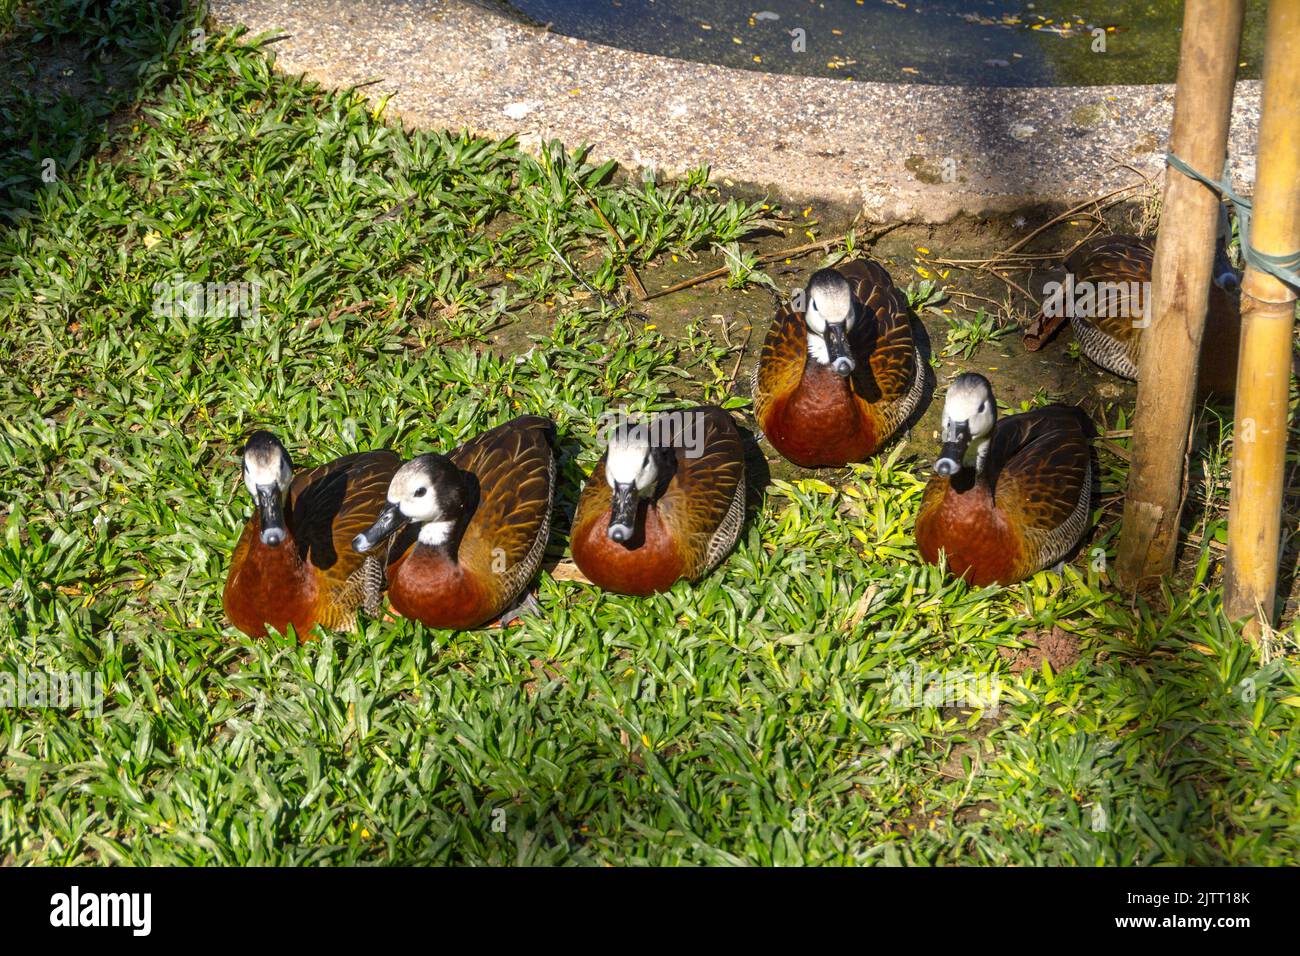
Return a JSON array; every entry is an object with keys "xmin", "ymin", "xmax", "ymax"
[{"xmin": 488, "ymin": 0, "xmax": 1266, "ymax": 87}]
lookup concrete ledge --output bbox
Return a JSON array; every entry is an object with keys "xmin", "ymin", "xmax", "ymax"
[{"xmin": 210, "ymin": 0, "xmax": 1261, "ymax": 222}]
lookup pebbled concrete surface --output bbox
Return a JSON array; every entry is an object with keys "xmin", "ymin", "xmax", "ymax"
[{"xmin": 209, "ymin": 0, "xmax": 1262, "ymax": 222}]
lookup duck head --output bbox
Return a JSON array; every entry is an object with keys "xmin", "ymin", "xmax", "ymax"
[
  {"xmin": 353, "ymin": 453, "xmax": 468, "ymax": 554},
  {"xmin": 803, "ymin": 268, "xmax": 856, "ymax": 377},
  {"xmin": 241, "ymin": 431, "xmax": 293, "ymax": 547},
  {"xmin": 934, "ymin": 373, "xmax": 997, "ymax": 478},
  {"xmin": 604, "ymin": 423, "xmax": 666, "ymax": 544}
]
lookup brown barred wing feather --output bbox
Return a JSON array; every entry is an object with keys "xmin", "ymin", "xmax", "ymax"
[
  {"xmin": 1064, "ymin": 235, "xmax": 1153, "ymax": 378},
  {"xmin": 657, "ymin": 406, "xmax": 746, "ymax": 579},
  {"xmin": 841, "ymin": 258, "xmax": 921, "ymax": 431},
  {"xmin": 451, "ymin": 416, "xmax": 557, "ymax": 608},
  {"xmin": 753, "ymin": 306, "xmax": 806, "ymax": 426},
  {"xmin": 288, "ymin": 449, "xmax": 401, "ymax": 630},
  {"xmin": 986, "ymin": 406, "xmax": 1093, "ymax": 573},
  {"xmin": 1063, "ymin": 234, "xmax": 1153, "ymax": 282}
]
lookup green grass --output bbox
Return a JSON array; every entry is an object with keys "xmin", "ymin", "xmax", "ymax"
[
  {"xmin": 941, "ymin": 307, "xmax": 1013, "ymax": 359},
  {"xmin": 2, "ymin": 2, "xmax": 1299, "ymax": 866}
]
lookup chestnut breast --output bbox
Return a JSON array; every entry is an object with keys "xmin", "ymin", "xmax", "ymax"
[
  {"xmin": 769, "ymin": 361, "xmax": 875, "ymax": 467},
  {"xmin": 916, "ymin": 479, "xmax": 1025, "ymax": 587},
  {"xmin": 222, "ymin": 518, "xmax": 320, "ymax": 639},
  {"xmin": 571, "ymin": 502, "xmax": 685, "ymax": 596},
  {"xmin": 388, "ymin": 546, "xmax": 495, "ymax": 630}
]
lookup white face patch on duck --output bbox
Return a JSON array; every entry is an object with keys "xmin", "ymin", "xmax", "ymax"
[
  {"xmin": 805, "ymin": 270, "xmax": 853, "ymax": 319},
  {"xmin": 242, "ymin": 439, "xmax": 292, "ymax": 498},
  {"xmin": 802, "ymin": 270, "xmax": 857, "ymax": 375},
  {"xmin": 387, "ymin": 465, "xmax": 444, "ymax": 523},
  {"xmin": 805, "ymin": 296, "xmax": 855, "ymax": 335},
  {"xmin": 605, "ymin": 430, "xmax": 659, "ymax": 494},
  {"xmin": 942, "ymin": 380, "xmax": 996, "ymax": 442},
  {"xmin": 386, "ymin": 454, "xmax": 467, "ymax": 530},
  {"xmin": 936, "ymin": 373, "xmax": 998, "ymax": 475}
]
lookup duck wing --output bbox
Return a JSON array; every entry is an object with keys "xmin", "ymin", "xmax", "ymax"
[
  {"xmin": 451, "ymin": 416, "xmax": 557, "ymax": 605},
  {"xmin": 1063, "ymin": 234, "xmax": 1152, "ymax": 281},
  {"xmin": 840, "ymin": 258, "xmax": 919, "ymax": 407},
  {"xmin": 986, "ymin": 406, "xmax": 1093, "ymax": 570},
  {"xmin": 289, "ymin": 449, "xmax": 401, "ymax": 625},
  {"xmin": 1066, "ymin": 236, "xmax": 1152, "ymax": 376},
  {"xmin": 1027, "ymin": 235, "xmax": 1151, "ymax": 356},
  {"xmin": 753, "ymin": 305, "xmax": 806, "ymax": 426},
  {"xmin": 657, "ymin": 406, "xmax": 746, "ymax": 578}
]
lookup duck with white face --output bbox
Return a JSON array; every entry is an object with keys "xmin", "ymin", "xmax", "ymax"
[
  {"xmin": 803, "ymin": 268, "xmax": 857, "ymax": 377},
  {"xmin": 752, "ymin": 258, "xmax": 925, "ymax": 468},
  {"xmin": 224, "ymin": 432, "xmax": 400, "ymax": 639},
  {"xmin": 932, "ymin": 373, "xmax": 998, "ymax": 478},
  {"xmin": 603, "ymin": 424, "xmax": 670, "ymax": 543},
  {"xmin": 915, "ymin": 372, "xmax": 1093, "ymax": 586},
  {"xmin": 347, "ymin": 415, "xmax": 557, "ymax": 630},
  {"xmin": 241, "ymin": 430, "xmax": 293, "ymax": 547},
  {"xmin": 571, "ymin": 405, "xmax": 746, "ymax": 596},
  {"xmin": 352, "ymin": 453, "xmax": 467, "ymax": 555}
]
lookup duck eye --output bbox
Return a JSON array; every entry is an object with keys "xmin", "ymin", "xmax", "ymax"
[
  {"xmin": 978, "ymin": 402, "xmax": 987, "ymax": 414},
  {"xmin": 413, "ymin": 487, "xmax": 427, "ymax": 498}
]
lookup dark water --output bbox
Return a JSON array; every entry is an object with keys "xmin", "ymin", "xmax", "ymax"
[{"xmin": 491, "ymin": 0, "xmax": 1266, "ymax": 87}]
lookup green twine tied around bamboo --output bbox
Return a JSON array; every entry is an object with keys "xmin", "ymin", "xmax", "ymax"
[{"xmin": 1165, "ymin": 151, "xmax": 1300, "ymax": 290}]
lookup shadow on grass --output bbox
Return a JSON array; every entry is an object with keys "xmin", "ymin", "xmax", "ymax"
[{"xmin": 0, "ymin": 0, "xmax": 188, "ymax": 227}]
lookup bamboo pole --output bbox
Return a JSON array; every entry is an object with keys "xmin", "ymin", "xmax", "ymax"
[
  {"xmin": 1223, "ymin": 0, "xmax": 1300, "ymax": 638},
  {"xmin": 1116, "ymin": 0, "xmax": 1245, "ymax": 590}
]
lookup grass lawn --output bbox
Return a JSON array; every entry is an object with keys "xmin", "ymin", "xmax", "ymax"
[{"xmin": 2, "ymin": 1, "xmax": 1298, "ymax": 866}]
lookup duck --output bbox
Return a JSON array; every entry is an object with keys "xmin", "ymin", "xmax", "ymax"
[
  {"xmin": 1035, "ymin": 232, "xmax": 1240, "ymax": 397},
  {"xmin": 351, "ymin": 415, "xmax": 556, "ymax": 630},
  {"xmin": 752, "ymin": 259, "xmax": 925, "ymax": 468},
  {"xmin": 914, "ymin": 373, "xmax": 1093, "ymax": 586},
  {"xmin": 570, "ymin": 405, "xmax": 746, "ymax": 595},
  {"xmin": 223, "ymin": 431, "xmax": 400, "ymax": 639}
]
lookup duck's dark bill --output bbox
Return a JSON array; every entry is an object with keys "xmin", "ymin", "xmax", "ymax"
[
  {"xmin": 256, "ymin": 485, "xmax": 286, "ymax": 546},
  {"xmin": 607, "ymin": 483, "xmax": 638, "ymax": 543},
  {"xmin": 353, "ymin": 503, "xmax": 405, "ymax": 554},
  {"xmin": 824, "ymin": 323, "xmax": 855, "ymax": 376},
  {"xmin": 934, "ymin": 444, "xmax": 966, "ymax": 477},
  {"xmin": 935, "ymin": 417, "xmax": 971, "ymax": 476}
]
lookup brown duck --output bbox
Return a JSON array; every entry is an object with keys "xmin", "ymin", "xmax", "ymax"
[
  {"xmin": 223, "ymin": 431, "xmax": 399, "ymax": 639},
  {"xmin": 915, "ymin": 374, "xmax": 1093, "ymax": 586},
  {"xmin": 352, "ymin": 416, "xmax": 556, "ymax": 630},
  {"xmin": 1031, "ymin": 233, "xmax": 1240, "ymax": 397},
  {"xmin": 570, "ymin": 405, "xmax": 746, "ymax": 595},
  {"xmin": 753, "ymin": 260, "xmax": 925, "ymax": 468}
]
